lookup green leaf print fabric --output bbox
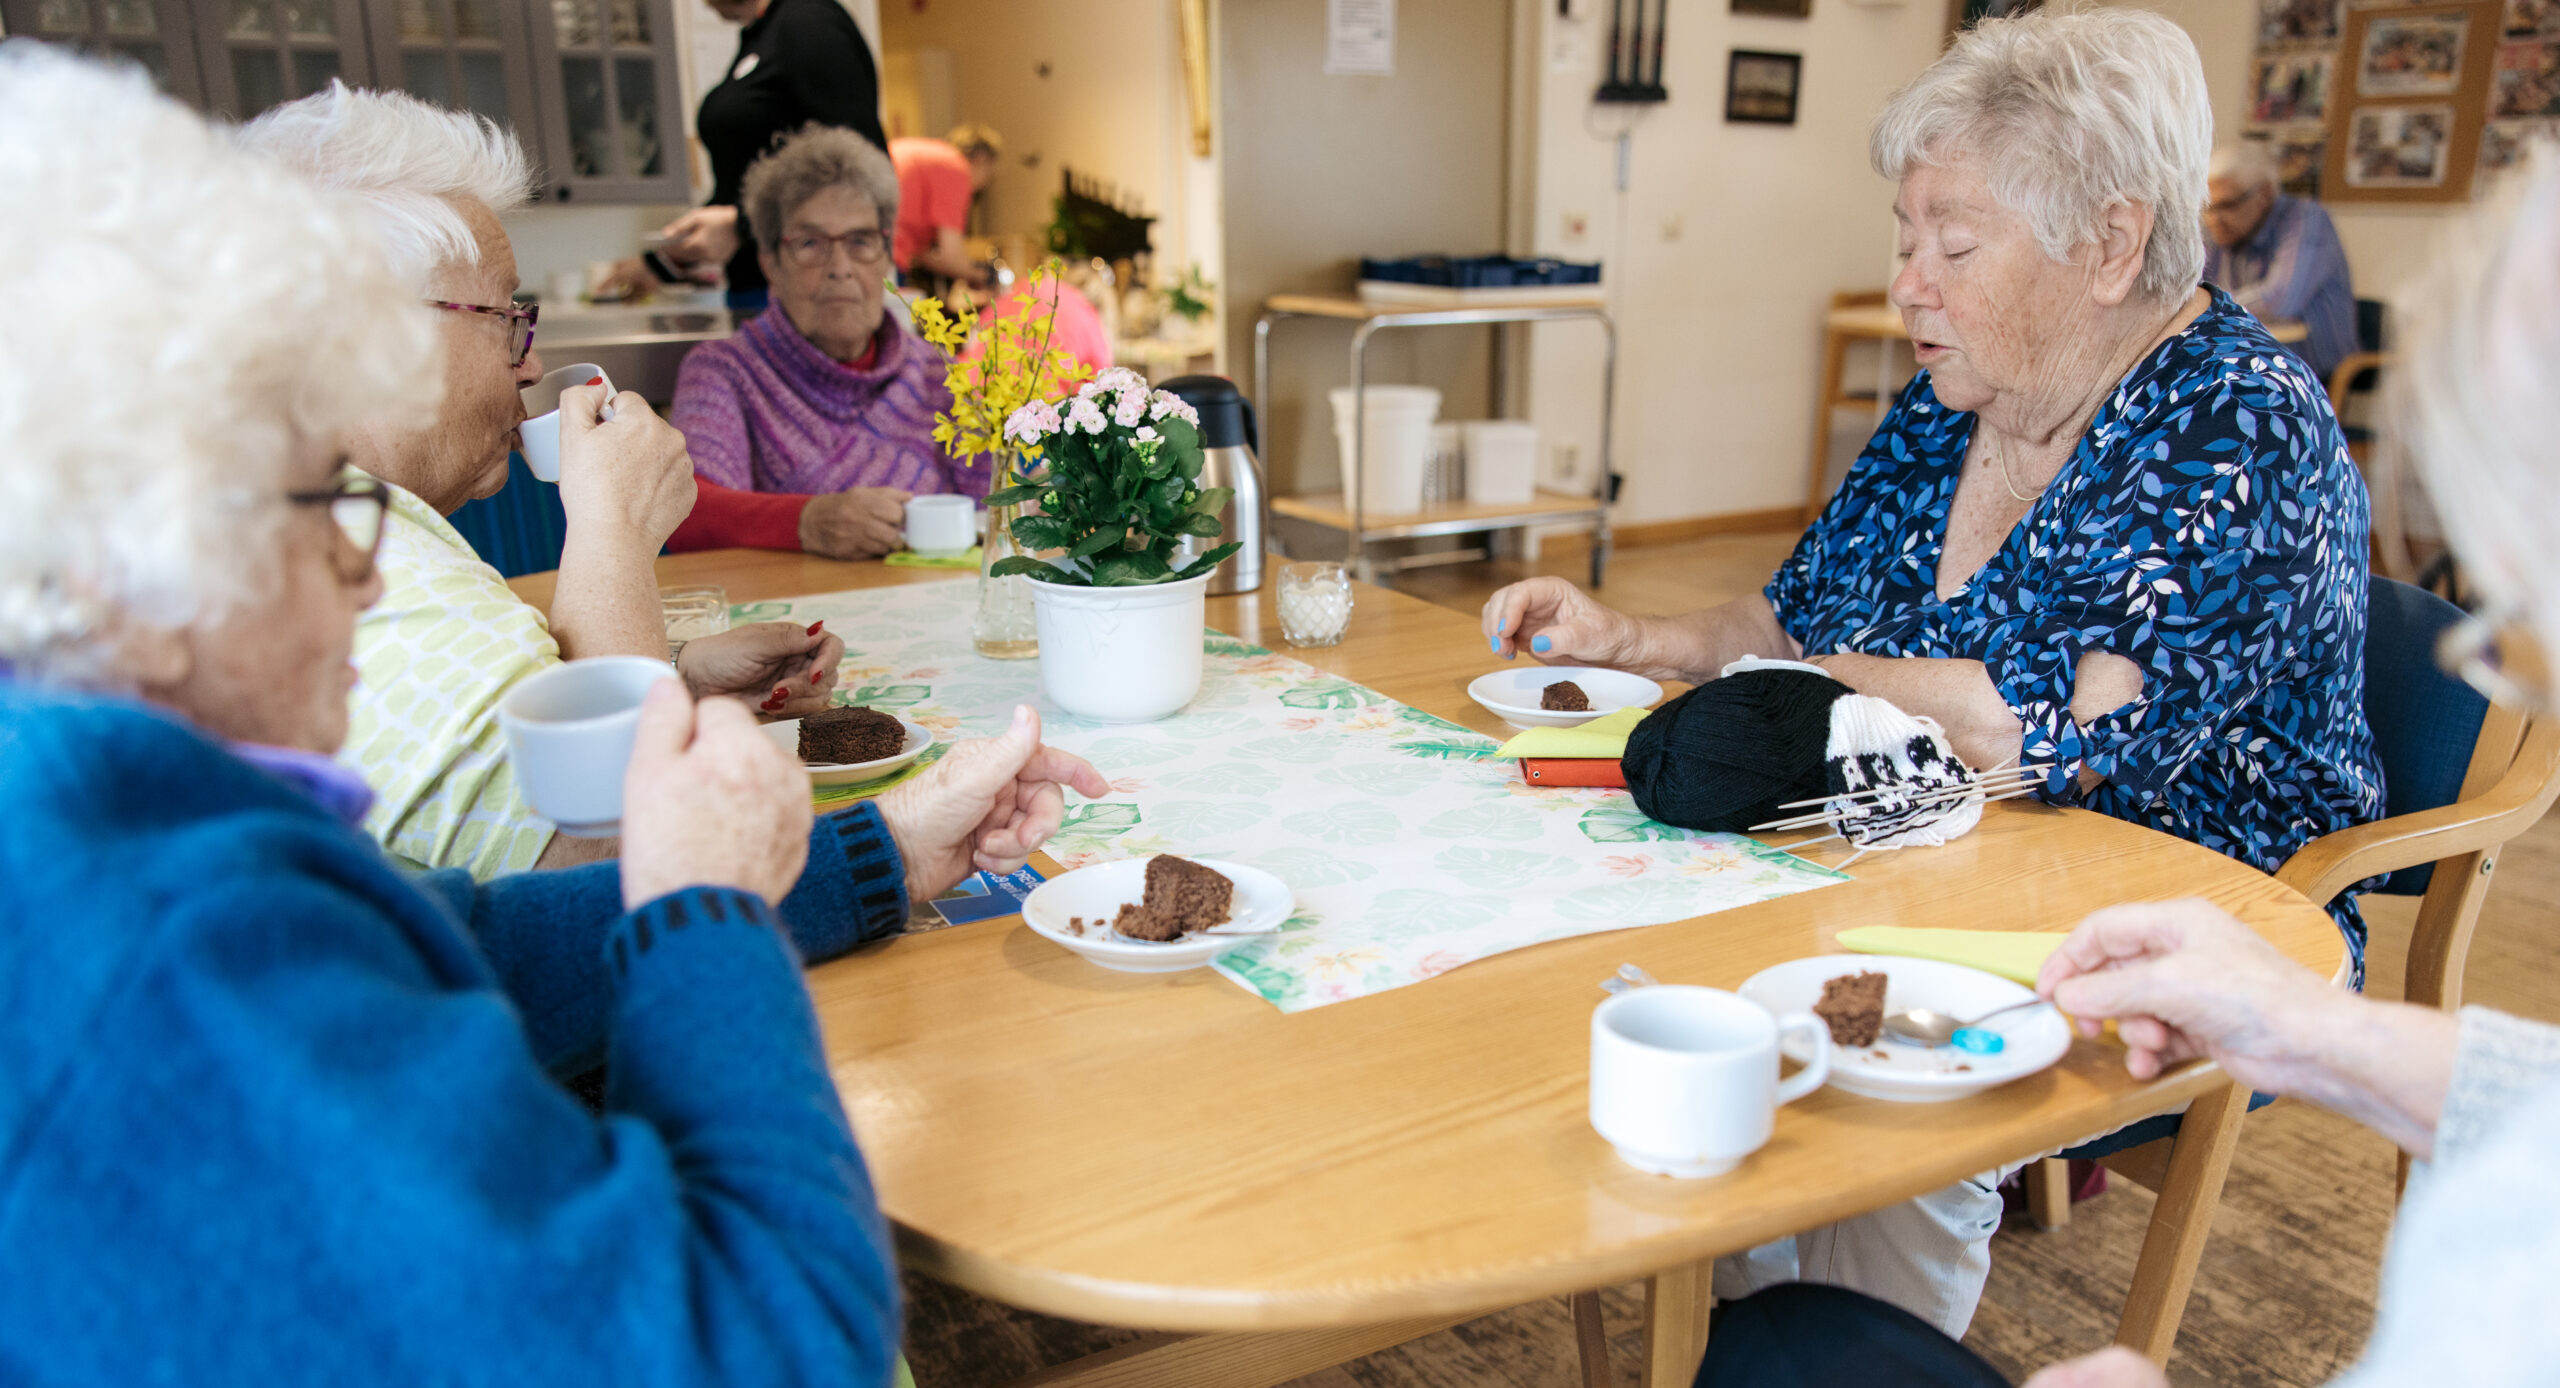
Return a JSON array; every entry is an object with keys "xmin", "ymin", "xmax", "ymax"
[{"xmin": 778, "ymin": 579, "xmax": 1849, "ymax": 1012}]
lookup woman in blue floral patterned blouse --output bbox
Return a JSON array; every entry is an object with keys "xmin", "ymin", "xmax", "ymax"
[{"xmin": 1486, "ymin": 7, "xmax": 2385, "ymax": 1344}]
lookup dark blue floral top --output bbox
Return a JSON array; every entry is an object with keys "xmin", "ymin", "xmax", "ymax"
[{"xmin": 1767, "ymin": 288, "xmax": 2384, "ymax": 983}]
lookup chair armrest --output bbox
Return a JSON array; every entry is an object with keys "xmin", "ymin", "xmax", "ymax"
[
  {"xmin": 2326, "ymin": 351, "xmax": 2390, "ymax": 412},
  {"xmin": 2277, "ymin": 718, "xmax": 2560, "ymax": 906}
]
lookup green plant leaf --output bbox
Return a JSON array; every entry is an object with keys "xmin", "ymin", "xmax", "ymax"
[
  {"xmin": 983, "ymin": 483, "xmax": 1046, "ymax": 508},
  {"xmin": 1173, "ymin": 542, "xmax": 1244, "ymax": 580},
  {"xmin": 1090, "ymin": 550, "xmax": 1173, "ymax": 586},
  {"xmin": 990, "ymin": 555, "xmax": 1078, "ymax": 582},
  {"xmin": 1191, "ymin": 486, "xmax": 1234, "ymax": 516},
  {"xmin": 1010, "ymin": 514, "xmax": 1074, "ymax": 550},
  {"xmin": 1174, "ymin": 512, "xmax": 1225, "ymax": 538},
  {"xmin": 1577, "ymin": 802, "xmax": 1688, "ymax": 843},
  {"xmin": 1069, "ymin": 525, "xmax": 1123, "ymax": 559}
]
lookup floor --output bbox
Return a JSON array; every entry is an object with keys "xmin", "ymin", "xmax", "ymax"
[{"xmin": 900, "ymin": 531, "xmax": 2560, "ymax": 1388}]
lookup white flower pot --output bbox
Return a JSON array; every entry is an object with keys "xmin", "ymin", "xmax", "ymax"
[{"xmin": 1029, "ymin": 572, "xmax": 1210, "ymax": 723}]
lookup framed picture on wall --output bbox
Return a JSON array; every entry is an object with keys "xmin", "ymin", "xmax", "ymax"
[
  {"xmin": 2324, "ymin": 0, "xmax": 2500, "ymax": 202},
  {"xmin": 2357, "ymin": 13, "xmax": 2472, "ymax": 96},
  {"xmin": 1726, "ymin": 49, "xmax": 1802, "ymax": 124},
  {"xmin": 2251, "ymin": 50, "xmax": 2333, "ymax": 122},
  {"xmin": 2259, "ymin": 0, "xmax": 2343, "ymax": 47}
]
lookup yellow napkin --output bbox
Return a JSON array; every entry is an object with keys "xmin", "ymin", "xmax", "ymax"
[
  {"xmin": 1836, "ymin": 927, "xmax": 2069, "ymax": 986},
  {"xmin": 1491, "ymin": 706, "xmax": 1649, "ymax": 759},
  {"xmin": 884, "ymin": 546, "xmax": 982, "ymax": 570}
]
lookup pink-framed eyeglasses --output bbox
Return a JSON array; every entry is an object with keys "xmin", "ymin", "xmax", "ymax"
[{"xmin": 425, "ymin": 298, "xmax": 540, "ymax": 367}]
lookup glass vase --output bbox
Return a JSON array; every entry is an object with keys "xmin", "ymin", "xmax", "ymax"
[{"xmin": 971, "ymin": 458, "xmax": 1040, "ymax": 660}]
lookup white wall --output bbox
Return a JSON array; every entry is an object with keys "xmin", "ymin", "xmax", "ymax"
[{"xmin": 1524, "ymin": 0, "xmax": 1948, "ymax": 525}]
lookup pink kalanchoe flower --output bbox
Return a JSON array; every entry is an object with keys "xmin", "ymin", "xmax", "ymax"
[
  {"xmin": 1134, "ymin": 424, "xmax": 1159, "ymax": 442},
  {"xmin": 1112, "ymin": 390, "xmax": 1147, "ymax": 428},
  {"xmin": 1147, "ymin": 392, "xmax": 1200, "ymax": 426},
  {"xmin": 1093, "ymin": 366, "xmax": 1147, "ymax": 396},
  {"xmin": 1003, "ymin": 401, "xmax": 1053, "ymax": 445},
  {"xmin": 1067, "ymin": 395, "xmax": 1108, "ymax": 434}
]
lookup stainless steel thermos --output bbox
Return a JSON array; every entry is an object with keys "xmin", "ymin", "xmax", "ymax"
[{"xmin": 1162, "ymin": 374, "xmax": 1266, "ymax": 596}]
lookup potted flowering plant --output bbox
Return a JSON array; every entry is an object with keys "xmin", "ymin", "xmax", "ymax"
[{"xmin": 988, "ymin": 367, "xmax": 1241, "ymax": 722}]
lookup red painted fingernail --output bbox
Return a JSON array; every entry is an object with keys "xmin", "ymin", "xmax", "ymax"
[
  {"xmin": 805, "ymin": 620, "xmax": 824, "ymax": 635},
  {"xmin": 585, "ymin": 376, "xmax": 603, "ymax": 386}
]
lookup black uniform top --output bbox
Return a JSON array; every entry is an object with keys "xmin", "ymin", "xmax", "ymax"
[{"xmin": 693, "ymin": 0, "xmax": 885, "ymax": 296}]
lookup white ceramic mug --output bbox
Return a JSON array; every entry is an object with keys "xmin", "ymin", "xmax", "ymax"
[
  {"xmin": 496, "ymin": 656, "xmax": 672, "ymax": 837},
  {"xmin": 903, "ymin": 493, "xmax": 976, "ymax": 555},
  {"xmin": 1590, "ymin": 985, "xmax": 1831, "ymax": 1178},
  {"xmin": 516, "ymin": 362, "xmax": 617, "ymax": 483}
]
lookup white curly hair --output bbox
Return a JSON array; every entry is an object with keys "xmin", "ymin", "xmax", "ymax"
[
  {"xmin": 0, "ymin": 46, "xmax": 440, "ymax": 688},
  {"xmin": 1871, "ymin": 6, "xmax": 2213, "ymax": 303}
]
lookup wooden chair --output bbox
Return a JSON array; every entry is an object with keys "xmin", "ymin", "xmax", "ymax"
[{"xmin": 2024, "ymin": 577, "xmax": 2560, "ymax": 1361}]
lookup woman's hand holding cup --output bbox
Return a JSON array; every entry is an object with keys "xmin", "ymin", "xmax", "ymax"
[
  {"xmin": 876, "ymin": 705, "xmax": 1111, "ymax": 898},
  {"xmin": 618, "ymin": 678, "xmax": 812, "ymax": 910},
  {"xmin": 556, "ymin": 384, "xmax": 697, "ymax": 553}
]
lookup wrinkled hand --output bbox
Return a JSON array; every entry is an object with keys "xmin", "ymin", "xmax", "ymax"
[
  {"xmin": 677, "ymin": 619, "xmax": 844, "ymax": 717},
  {"xmin": 556, "ymin": 383, "xmax": 697, "ymax": 552},
  {"xmin": 876, "ymin": 705, "xmax": 1112, "ymax": 898},
  {"xmin": 587, "ymin": 257, "xmax": 655, "ymax": 303},
  {"xmin": 2021, "ymin": 1347, "xmax": 2169, "ymax": 1388},
  {"xmin": 798, "ymin": 486, "xmax": 912, "ymax": 560},
  {"xmin": 1481, "ymin": 576, "xmax": 1643, "ymax": 667},
  {"xmin": 617, "ymin": 679, "xmax": 812, "ymax": 909},
  {"xmin": 2035, "ymin": 899, "xmax": 2339, "ymax": 1090},
  {"xmin": 660, "ymin": 204, "xmax": 741, "ymax": 268}
]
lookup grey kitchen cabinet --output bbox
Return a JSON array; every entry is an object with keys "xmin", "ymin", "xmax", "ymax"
[
  {"xmin": 0, "ymin": 0, "xmax": 210, "ymax": 103},
  {"xmin": 359, "ymin": 0, "xmax": 540, "ymax": 137},
  {"xmin": 522, "ymin": 0, "xmax": 688, "ymax": 203},
  {"xmin": 194, "ymin": 0, "xmax": 374, "ymax": 117}
]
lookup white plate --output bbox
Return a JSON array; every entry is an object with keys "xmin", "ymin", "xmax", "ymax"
[
  {"xmin": 1021, "ymin": 857, "xmax": 1294, "ymax": 974},
  {"xmin": 760, "ymin": 714, "xmax": 933, "ymax": 787},
  {"xmin": 1736, "ymin": 956, "xmax": 2070, "ymax": 1103},
  {"xmin": 1466, "ymin": 666, "xmax": 1665, "ymax": 731}
]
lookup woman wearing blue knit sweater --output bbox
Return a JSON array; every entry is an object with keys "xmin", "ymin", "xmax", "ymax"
[{"xmin": 0, "ymin": 49, "xmax": 1105, "ymax": 1384}]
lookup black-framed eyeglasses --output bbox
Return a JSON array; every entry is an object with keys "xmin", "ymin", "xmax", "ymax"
[
  {"xmin": 425, "ymin": 297, "xmax": 540, "ymax": 367},
  {"xmin": 2437, "ymin": 601, "xmax": 2552, "ymax": 712},
  {"xmin": 287, "ymin": 470, "xmax": 393, "ymax": 584},
  {"xmin": 779, "ymin": 228, "xmax": 890, "ymax": 270}
]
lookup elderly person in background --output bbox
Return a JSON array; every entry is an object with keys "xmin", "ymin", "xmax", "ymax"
[
  {"xmin": 2204, "ymin": 140, "xmax": 2358, "ymax": 384},
  {"xmin": 1487, "ymin": 9, "xmax": 2380, "ymax": 1334},
  {"xmin": 237, "ymin": 85, "xmax": 848, "ymax": 881},
  {"xmin": 1698, "ymin": 144, "xmax": 2560, "ymax": 1388},
  {"xmin": 0, "ymin": 47, "xmax": 1107, "ymax": 1383},
  {"xmin": 667, "ymin": 125, "xmax": 993, "ymax": 560}
]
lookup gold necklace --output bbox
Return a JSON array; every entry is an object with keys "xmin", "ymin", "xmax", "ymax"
[{"xmin": 1989, "ymin": 432, "xmax": 2043, "ymax": 504}]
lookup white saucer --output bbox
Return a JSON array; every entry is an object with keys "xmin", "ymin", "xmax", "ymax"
[
  {"xmin": 761, "ymin": 713, "xmax": 933, "ymax": 787},
  {"xmin": 1021, "ymin": 856, "xmax": 1294, "ymax": 974},
  {"xmin": 1466, "ymin": 666, "xmax": 1665, "ymax": 731},
  {"xmin": 1737, "ymin": 955, "xmax": 2070, "ymax": 1103}
]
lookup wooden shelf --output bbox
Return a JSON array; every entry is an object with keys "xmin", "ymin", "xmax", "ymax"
[{"xmin": 1273, "ymin": 489, "xmax": 1604, "ymax": 542}]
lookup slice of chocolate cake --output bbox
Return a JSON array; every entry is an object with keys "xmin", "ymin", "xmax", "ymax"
[
  {"xmin": 1143, "ymin": 854, "xmax": 1233, "ymax": 933},
  {"xmin": 1540, "ymin": 679, "xmax": 1591, "ymax": 712},
  {"xmin": 798, "ymin": 705, "xmax": 904, "ymax": 765},
  {"xmin": 1813, "ymin": 970, "xmax": 1889, "ymax": 1048},
  {"xmin": 1112, "ymin": 901, "xmax": 1183, "ymax": 942}
]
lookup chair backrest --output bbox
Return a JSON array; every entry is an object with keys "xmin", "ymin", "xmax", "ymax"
[
  {"xmin": 2346, "ymin": 299, "xmax": 2389, "ymax": 396},
  {"xmin": 2363, "ymin": 576, "xmax": 2492, "ymax": 894},
  {"xmin": 445, "ymin": 452, "xmax": 569, "ymax": 579}
]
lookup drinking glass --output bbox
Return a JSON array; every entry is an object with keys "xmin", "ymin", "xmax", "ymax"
[
  {"xmin": 659, "ymin": 583, "xmax": 730, "ymax": 660},
  {"xmin": 1277, "ymin": 562, "xmax": 1353, "ymax": 648}
]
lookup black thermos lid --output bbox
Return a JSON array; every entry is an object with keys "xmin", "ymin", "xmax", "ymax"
[{"xmin": 1161, "ymin": 374, "xmax": 1255, "ymax": 452}]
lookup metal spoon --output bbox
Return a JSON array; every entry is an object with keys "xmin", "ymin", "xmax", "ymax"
[{"xmin": 1882, "ymin": 997, "xmax": 2049, "ymax": 1047}]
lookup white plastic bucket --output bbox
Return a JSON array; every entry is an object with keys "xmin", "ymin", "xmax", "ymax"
[
  {"xmin": 1329, "ymin": 385, "xmax": 1440, "ymax": 516},
  {"xmin": 1030, "ymin": 572, "xmax": 1210, "ymax": 723},
  {"xmin": 1462, "ymin": 419, "xmax": 1540, "ymax": 505}
]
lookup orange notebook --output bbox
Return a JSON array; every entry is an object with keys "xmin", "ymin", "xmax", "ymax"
[{"xmin": 1519, "ymin": 758, "xmax": 1626, "ymax": 788}]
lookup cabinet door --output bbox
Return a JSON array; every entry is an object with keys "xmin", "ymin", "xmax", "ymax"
[
  {"xmin": 524, "ymin": 0, "xmax": 688, "ymax": 203},
  {"xmin": 0, "ymin": 0, "xmax": 208, "ymax": 103},
  {"xmin": 360, "ymin": 0, "xmax": 541, "ymax": 141},
  {"xmin": 192, "ymin": 0, "xmax": 372, "ymax": 117}
]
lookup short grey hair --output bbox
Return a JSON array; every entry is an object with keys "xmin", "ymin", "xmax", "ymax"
[
  {"xmin": 1872, "ymin": 7, "xmax": 2212, "ymax": 302},
  {"xmin": 2396, "ymin": 141, "xmax": 2560, "ymax": 656},
  {"xmin": 742, "ymin": 125, "xmax": 899, "ymax": 255},
  {"xmin": 2211, "ymin": 141, "xmax": 2282, "ymax": 193},
  {"xmin": 235, "ymin": 81, "xmax": 534, "ymax": 292},
  {"xmin": 0, "ymin": 47, "xmax": 439, "ymax": 687}
]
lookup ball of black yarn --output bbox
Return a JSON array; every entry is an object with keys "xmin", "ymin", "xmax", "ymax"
[{"xmin": 1624, "ymin": 668, "xmax": 1856, "ymax": 833}]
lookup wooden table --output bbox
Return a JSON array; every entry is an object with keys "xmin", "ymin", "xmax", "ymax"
[{"xmin": 517, "ymin": 551, "xmax": 2344, "ymax": 1387}]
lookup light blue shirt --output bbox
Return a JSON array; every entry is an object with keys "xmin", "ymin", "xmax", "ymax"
[{"xmin": 2204, "ymin": 192, "xmax": 2359, "ymax": 387}]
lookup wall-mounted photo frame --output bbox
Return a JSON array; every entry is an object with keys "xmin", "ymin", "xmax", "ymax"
[
  {"xmin": 1733, "ymin": 0, "xmax": 1814, "ymax": 16},
  {"xmin": 2323, "ymin": 0, "xmax": 2500, "ymax": 202},
  {"xmin": 1726, "ymin": 49, "xmax": 1802, "ymax": 125}
]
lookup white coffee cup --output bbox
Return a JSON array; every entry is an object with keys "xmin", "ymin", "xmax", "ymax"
[
  {"xmin": 496, "ymin": 655, "xmax": 672, "ymax": 837},
  {"xmin": 1590, "ymin": 985, "xmax": 1831, "ymax": 1179},
  {"xmin": 517, "ymin": 362, "xmax": 617, "ymax": 483},
  {"xmin": 903, "ymin": 493, "xmax": 977, "ymax": 555}
]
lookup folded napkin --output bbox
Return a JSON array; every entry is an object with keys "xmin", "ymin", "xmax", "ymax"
[
  {"xmin": 1836, "ymin": 926, "xmax": 2069, "ymax": 986},
  {"xmin": 884, "ymin": 547, "xmax": 982, "ymax": 570},
  {"xmin": 1492, "ymin": 706, "xmax": 1649, "ymax": 760}
]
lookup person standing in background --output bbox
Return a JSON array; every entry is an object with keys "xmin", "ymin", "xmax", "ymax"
[
  {"xmin": 890, "ymin": 123, "xmax": 1001, "ymax": 291},
  {"xmin": 2203, "ymin": 140, "xmax": 2358, "ymax": 385}
]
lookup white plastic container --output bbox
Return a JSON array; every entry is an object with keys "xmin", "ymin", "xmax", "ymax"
[
  {"xmin": 1328, "ymin": 385, "xmax": 1440, "ymax": 516},
  {"xmin": 1029, "ymin": 572, "xmax": 1210, "ymax": 723},
  {"xmin": 1462, "ymin": 419, "xmax": 1541, "ymax": 505}
]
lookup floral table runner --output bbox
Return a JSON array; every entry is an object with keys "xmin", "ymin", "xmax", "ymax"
[{"xmin": 757, "ymin": 579, "xmax": 1849, "ymax": 1012}]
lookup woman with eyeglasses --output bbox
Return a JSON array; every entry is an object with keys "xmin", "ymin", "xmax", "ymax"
[
  {"xmin": 663, "ymin": 125, "xmax": 996, "ymax": 561},
  {"xmin": 1688, "ymin": 146, "xmax": 2560, "ymax": 1388},
  {"xmin": 0, "ymin": 48, "xmax": 1106, "ymax": 1383}
]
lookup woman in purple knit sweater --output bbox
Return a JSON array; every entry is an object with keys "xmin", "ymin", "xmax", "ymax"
[{"xmin": 668, "ymin": 125, "xmax": 993, "ymax": 559}]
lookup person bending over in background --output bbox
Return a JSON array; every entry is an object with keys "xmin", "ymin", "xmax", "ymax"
[
  {"xmin": 240, "ymin": 86, "xmax": 846, "ymax": 880},
  {"xmin": 891, "ymin": 122, "xmax": 1001, "ymax": 290}
]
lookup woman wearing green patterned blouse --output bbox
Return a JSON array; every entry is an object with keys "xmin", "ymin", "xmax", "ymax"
[{"xmin": 238, "ymin": 85, "xmax": 848, "ymax": 877}]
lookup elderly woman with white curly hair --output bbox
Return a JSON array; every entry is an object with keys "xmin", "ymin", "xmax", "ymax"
[
  {"xmin": 1487, "ymin": 9, "xmax": 2382, "ymax": 1336},
  {"xmin": 1691, "ymin": 140, "xmax": 2560, "ymax": 1388},
  {"xmin": 0, "ymin": 47, "xmax": 1103, "ymax": 1383}
]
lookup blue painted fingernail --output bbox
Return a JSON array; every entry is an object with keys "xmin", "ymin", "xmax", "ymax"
[
  {"xmin": 1489, "ymin": 636, "xmax": 1501, "ymax": 653},
  {"xmin": 1532, "ymin": 636, "xmax": 1551, "ymax": 654}
]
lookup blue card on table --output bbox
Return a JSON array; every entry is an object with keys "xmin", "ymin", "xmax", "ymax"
[{"xmin": 929, "ymin": 864, "xmax": 1048, "ymax": 926}]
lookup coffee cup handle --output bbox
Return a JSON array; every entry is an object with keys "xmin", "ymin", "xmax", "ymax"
[{"xmin": 1773, "ymin": 1012, "xmax": 1831, "ymax": 1106}]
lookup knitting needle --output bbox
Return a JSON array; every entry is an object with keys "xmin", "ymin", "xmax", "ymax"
[
  {"xmin": 1770, "ymin": 764, "xmax": 2054, "ymax": 812},
  {"xmin": 1748, "ymin": 780, "xmax": 2045, "ymax": 834}
]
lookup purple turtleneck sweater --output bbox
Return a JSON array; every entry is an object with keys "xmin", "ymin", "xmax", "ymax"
[{"xmin": 667, "ymin": 307, "xmax": 990, "ymax": 552}]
